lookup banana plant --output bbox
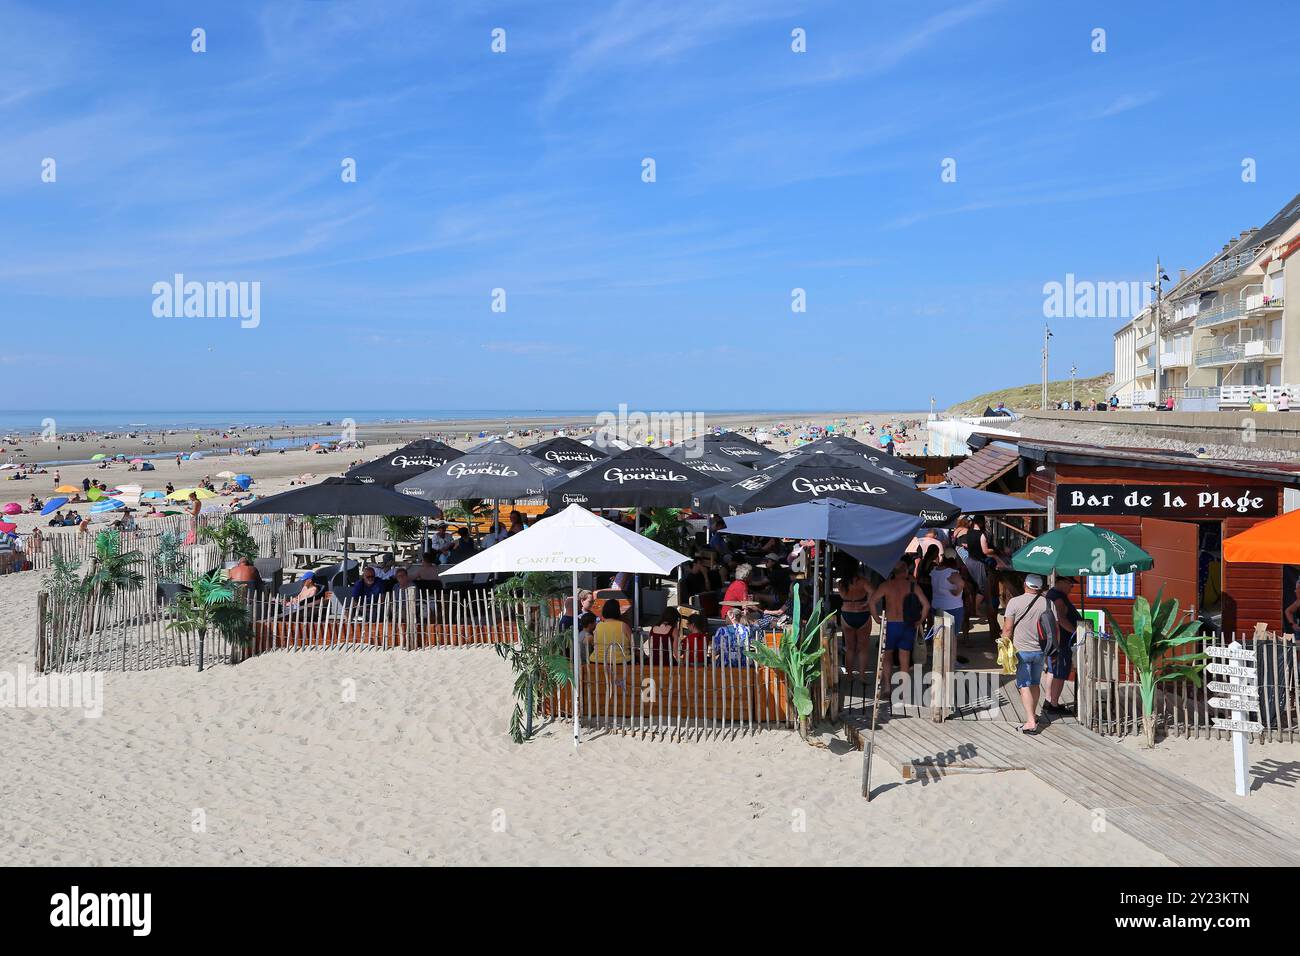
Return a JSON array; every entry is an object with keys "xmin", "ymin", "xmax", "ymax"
[
  {"xmin": 198, "ymin": 515, "xmax": 259, "ymax": 564},
  {"xmin": 640, "ymin": 508, "xmax": 687, "ymax": 549},
  {"xmin": 1112, "ymin": 590, "xmax": 1206, "ymax": 748},
  {"xmin": 746, "ymin": 585, "xmax": 834, "ymax": 739}
]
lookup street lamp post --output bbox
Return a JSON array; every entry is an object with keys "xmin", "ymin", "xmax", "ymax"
[
  {"xmin": 1071, "ymin": 364, "xmax": 1077, "ymax": 406},
  {"xmin": 1041, "ymin": 324, "xmax": 1053, "ymax": 409}
]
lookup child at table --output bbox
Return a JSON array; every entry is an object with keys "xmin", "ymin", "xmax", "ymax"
[{"xmin": 680, "ymin": 615, "xmax": 710, "ymax": 665}]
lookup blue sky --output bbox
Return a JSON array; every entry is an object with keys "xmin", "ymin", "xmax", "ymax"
[{"xmin": 4, "ymin": 0, "xmax": 1300, "ymax": 411}]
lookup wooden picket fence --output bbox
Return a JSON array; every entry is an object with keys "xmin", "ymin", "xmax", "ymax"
[
  {"xmin": 1077, "ymin": 630, "xmax": 1299, "ymax": 743},
  {"xmin": 543, "ymin": 631, "xmax": 796, "ymax": 738},
  {"xmin": 35, "ymin": 586, "xmax": 527, "ymax": 672}
]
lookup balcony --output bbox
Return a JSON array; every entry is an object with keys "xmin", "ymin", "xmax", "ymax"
[
  {"xmin": 1194, "ymin": 301, "xmax": 1244, "ymax": 328},
  {"xmin": 1242, "ymin": 338, "xmax": 1282, "ymax": 359},
  {"xmin": 1245, "ymin": 293, "xmax": 1285, "ymax": 315},
  {"xmin": 1195, "ymin": 345, "xmax": 1244, "ymax": 367},
  {"xmin": 1135, "ymin": 331, "xmax": 1156, "ymax": 350},
  {"xmin": 1159, "ymin": 349, "xmax": 1192, "ymax": 367},
  {"xmin": 1134, "ymin": 361, "xmax": 1152, "ymax": 377}
]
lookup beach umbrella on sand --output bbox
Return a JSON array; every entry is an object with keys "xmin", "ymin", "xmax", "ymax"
[
  {"xmin": 442, "ymin": 503, "xmax": 690, "ymax": 749},
  {"xmin": 396, "ymin": 446, "xmax": 566, "ymax": 503},
  {"xmin": 91, "ymin": 454, "xmax": 108, "ymax": 461},
  {"xmin": 216, "ymin": 470, "xmax": 237, "ymax": 479},
  {"xmin": 794, "ymin": 436, "xmax": 925, "ymax": 481},
  {"xmin": 41, "ymin": 497, "xmax": 69, "ymax": 515},
  {"xmin": 1011, "ymin": 524, "xmax": 1153, "ymax": 577},
  {"xmin": 1223, "ymin": 509, "xmax": 1300, "ymax": 564},
  {"xmin": 702, "ymin": 432, "xmax": 780, "ymax": 466},
  {"xmin": 238, "ymin": 476, "xmax": 444, "ymax": 580},
  {"xmin": 55, "ymin": 485, "xmax": 80, "ymax": 494},
  {"xmin": 924, "ymin": 484, "xmax": 1045, "ymax": 515},
  {"xmin": 2, "ymin": 503, "xmax": 20, "ymax": 515},
  {"xmin": 717, "ymin": 498, "xmax": 921, "ymax": 577},
  {"xmin": 546, "ymin": 446, "xmax": 719, "ymax": 510},
  {"xmin": 130, "ymin": 458, "xmax": 145, "ymax": 464},
  {"xmin": 345, "ymin": 438, "xmax": 462, "ymax": 487},
  {"xmin": 546, "ymin": 447, "xmax": 721, "ymax": 624},
  {"xmin": 90, "ymin": 498, "xmax": 126, "ymax": 514},
  {"xmin": 86, "ymin": 487, "xmax": 104, "ymax": 502},
  {"xmin": 525, "ymin": 436, "xmax": 609, "ymax": 469},
  {"xmin": 697, "ymin": 458, "xmax": 957, "ymax": 527},
  {"xmin": 141, "ymin": 491, "xmax": 165, "ymax": 500},
  {"xmin": 0, "ymin": 521, "xmax": 16, "ymax": 533},
  {"xmin": 167, "ymin": 487, "xmax": 217, "ymax": 501},
  {"xmin": 656, "ymin": 443, "xmax": 755, "ymax": 481},
  {"xmin": 140, "ymin": 461, "xmax": 155, "ymax": 471}
]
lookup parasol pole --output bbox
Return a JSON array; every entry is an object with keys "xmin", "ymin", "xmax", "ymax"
[
  {"xmin": 572, "ymin": 570, "xmax": 581, "ymax": 750},
  {"xmin": 863, "ymin": 611, "xmax": 889, "ymax": 801},
  {"xmin": 634, "ymin": 510, "xmax": 641, "ymax": 627}
]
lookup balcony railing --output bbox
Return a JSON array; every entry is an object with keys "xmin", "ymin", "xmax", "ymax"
[
  {"xmin": 1245, "ymin": 293, "xmax": 1285, "ymax": 314},
  {"xmin": 1220, "ymin": 384, "xmax": 1299, "ymax": 407},
  {"xmin": 1158, "ymin": 349, "xmax": 1192, "ymax": 367},
  {"xmin": 1134, "ymin": 361, "xmax": 1152, "ymax": 376},
  {"xmin": 1195, "ymin": 345, "xmax": 1244, "ymax": 367},
  {"xmin": 1193, "ymin": 301, "xmax": 1244, "ymax": 328},
  {"xmin": 1242, "ymin": 338, "xmax": 1283, "ymax": 359},
  {"xmin": 1135, "ymin": 331, "xmax": 1156, "ymax": 350}
]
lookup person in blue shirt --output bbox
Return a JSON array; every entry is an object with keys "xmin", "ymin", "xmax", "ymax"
[
  {"xmin": 711, "ymin": 607, "xmax": 755, "ymax": 667},
  {"xmin": 349, "ymin": 565, "xmax": 387, "ymax": 601}
]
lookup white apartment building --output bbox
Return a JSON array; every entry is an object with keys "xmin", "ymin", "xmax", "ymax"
[{"xmin": 1114, "ymin": 192, "xmax": 1300, "ymax": 409}]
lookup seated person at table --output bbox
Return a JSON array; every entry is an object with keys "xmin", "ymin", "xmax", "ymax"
[
  {"xmin": 408, "ymin": 551, "xmax": 441, "ymax": 584},
  {"xmin": 429, "ymin": 523, "xmax": 455, "ymax": 562},
  {"xmin": 448, "ymin": 527, "xmax": 477, "ymax": 562},
  {"xmin": 283, "ymin": 572, "xmax": 323, "ymax": 611},
  {"xmin": 763, "ymin": 553, "xmax": 791, "ymax": 606},
  {"xmin": 643, "ymin": 607, "xmax": 681, "ymax": 665},
  {"xmin": 680, "ymin": 615, "xmax": 710, "ymax": 665},
  {"xmin": 590, "ymin": 600, "xmax": 633, "ymax": 664},
  {"xmin": 722, "ymin": 563, "xmax": 753, "ymax": 606},
  {"xmin": 227, "ymin": 557, "xmax": 262, "ymax": 589},
  {"xmin": 573, "ymin": 612, "xmax": 598, "ymax": 662},
  {"xmin": 558, "ymin": 589, "xmax": 593, "ymax": 631},
  {"xmin": 374, "ymin": 554, "xmax": 398, "ymax": 581},
  {"xmin": 711, "ymin": 607, "xmax": 756, "ymax": 667},
  {"xmin": 349, "ymin": 565, "xmax": 387, "ymax": 601},
  {"xmin": 392, "ymin": 567, "xmax": 413, "ymax": 592},
  {"xmin": 679, "ymin": 556, "xmax": 713, "ymax": 605}
]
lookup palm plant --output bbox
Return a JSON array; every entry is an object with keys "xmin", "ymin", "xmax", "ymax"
[
  {"xmin": 81, "ymin": 529, "xmax": 145, "ymax": 606},
  {"xmin": 495, "ymin": 571, "xmax": 570, "ymax": 622},
  {"xmin": 381, "ymin": 515, "xmax": 422, "ymax": 551},
  {"xmin": 45, "ymin": 554, "xmax": 83, "ymax": 603},
  {"xmin": 303, "ymin": 514, "xmax": 341, "ymax": 547},
  {"xmin": 166, "ymin": 569, "xmax": 254, "ymax": 672},
  {"xmin": 640, "ymin": 507, "xmax": 688, "ymax": 550},
  {"xmin": 152, "ymin": 530, "xmax": 188, "ymax": 582},
  {"xmin": 494, "ymin": 620, "xmax": 573, "ymax": 743},
  {"xmin": 198, "ymin": 515, "xmax": 259, "ymax": 564},
  {"xmin": 746, "ymin": 585, "xmax": 834, "ymax": 740},
  {"xmin": 1112, "ymin": 591, "xmax": 1206, "ymax": 748},
  {"xmin": 442, "ymin": 498, "xmax": 492, "ymax": 540}
]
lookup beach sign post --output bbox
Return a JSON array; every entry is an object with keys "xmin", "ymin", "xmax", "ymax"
[{"xmin": 1205, "ymin": 641, "xmax": 1261, "ymax": 797}]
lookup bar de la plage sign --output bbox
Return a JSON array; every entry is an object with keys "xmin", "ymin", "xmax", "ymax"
[{"xmin": 1057, "ymin": 484, "xmax": 1277, "ymax": 519}]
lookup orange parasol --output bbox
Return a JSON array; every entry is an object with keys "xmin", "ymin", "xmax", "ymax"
[{"xmin": 1222, "ymin": 509, "xmax": 1300, "ymax": 564}]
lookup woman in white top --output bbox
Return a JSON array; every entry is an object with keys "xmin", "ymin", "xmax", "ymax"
[{"xmin": 930, "ymin": 551, "xmax": 967, "ymax": 637}]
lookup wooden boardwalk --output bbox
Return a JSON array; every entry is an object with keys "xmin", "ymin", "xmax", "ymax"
[{"xmin": 847, "ymin": 707, "xmax": 1300, "ymax": 866}]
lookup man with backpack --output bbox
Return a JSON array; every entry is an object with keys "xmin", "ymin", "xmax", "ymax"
[
  {"xmin": 1001, "ymin": 573, "xmax": 1054, "ymax": 734},
  {"xmin": 873, "ymin": 559, "xmax": 930, "ymax": 712},
  {"xmin": 1043, "ymin": 576, "xmax": 1081, "ymax": 715}
]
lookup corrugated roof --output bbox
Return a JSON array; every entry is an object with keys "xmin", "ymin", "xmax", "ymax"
[
  {"xmin": 966, "ymin": 433, "xmax": 1300, "ymax": 487},
  {"xmin": 945, "ymin": 443, "xmax": 1020, "ymax": 489}
]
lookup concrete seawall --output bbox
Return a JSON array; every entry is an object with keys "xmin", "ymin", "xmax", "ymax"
[{"xmin": 1022, "ymin": 410, "xmax": 1300, "ymax": 453}]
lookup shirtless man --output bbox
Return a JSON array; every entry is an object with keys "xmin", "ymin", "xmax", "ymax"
[
  {"xmin": 872, "ymin": 559, "xmax": 930, "ymax": 711},
  {"xmin": 407, "ymin": 551, "xmax": 441, "ymax": 584}
]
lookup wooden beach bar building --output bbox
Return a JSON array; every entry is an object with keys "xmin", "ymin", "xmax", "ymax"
[{"xmin": 958, "ymin": 433, "xmax": 1300, "ymax": 635}]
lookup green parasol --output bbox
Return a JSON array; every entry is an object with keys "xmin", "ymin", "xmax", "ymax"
[{"xmin": 1011, "ymin": 524, "xmax": 1153, "ymax": 577}]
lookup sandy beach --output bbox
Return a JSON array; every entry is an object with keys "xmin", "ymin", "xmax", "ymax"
[{"xmin": 4, "ymin": 409, "xmax": 1297, "ymax": 867}]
